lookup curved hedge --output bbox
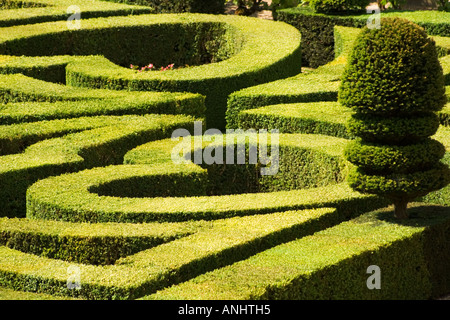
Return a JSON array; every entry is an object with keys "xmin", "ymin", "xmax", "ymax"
[
  {"xmin": 0, "ymin": 114, "xmax": 198, "ymax": 217},
  {"xmin": 276, "ymin": 6, "xmax": 450, "ymax": 67},
  {"xmin": 0, "ymin": 207, "xmax": 349, "ymax": 300},
  {"xmin": 0, "ymin": 74, "xmax": 205, "ymax": 121},
  {"xmin": 1, "ymin": 131, "xmax": 388, "ymax": 299},
  {"xmin": 0, "ymin": 0, "xmax": 226, "ymax": 28},
  {"xmin": 344, "ymin": 138, "xmax": 446, "ymax": 174},
  {"xmin": 101, "ymin": 0, "xmax": 224, "ymax": 14},
  {"xmin": 146, "ymin": 204, "xmax": 450, "ymax": 300},
  {"xmin": 0, "ymin": 217, "xmax": 201, "ymax": 265},
  {"xmin": 0, "ymin": 14, "xmax": 302, "ymax": 129},
  {"xmin": 0, "ymin": 0, "xmax": 153, "ymax": 27},
  {"xmin": 227, "ymin": 26, "xmax": 450, "ymax": 134},
  {"xmin": 235, "ymin": 101, "xmax": 353, "ymax": 138},
  {"xmin": 26, "ymin": 133, "xmax": 381, "ymax": 223},
  {"xmin": 0, "ymin": 5, "xmax": 449, "ymax": 301},
  {"xmin": 226, "ymin": 25, "xmax": 354, "ymax": 130}
]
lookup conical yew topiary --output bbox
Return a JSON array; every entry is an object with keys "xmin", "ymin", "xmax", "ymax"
[{"xmin": 339, "ymin": 17, "xmax": 450, "ymax": 219}]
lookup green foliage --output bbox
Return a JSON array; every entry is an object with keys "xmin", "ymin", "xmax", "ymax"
[
  {"xmin": 0, "ymin": 114, "xmax": 198, "ymax": 218},
  {"xmin": 339, "ymin": 19, "xmax": 446, "ymax": 116},
  {"xmin": 271, "ymin": 0, "xmax": 299, "ymax": 10},
  {"xmin": 237, "ymin": 101, "xmax": 352, "ymax": 138},
  {"xmin": 102, "ymin": 0, "xmax": 224, "ymax": 14},
  {"xmin": 1, "ymin": 207, "xmax": 382, "ymax": 299},
  {"xmin": 441, "ymin": 56, "xmax": 450, "ymax": 86},
  {"xmin": 277, "ymin": 6, "xmax": 450, "ymax": 68},
  {"xmin": 437, "ymin": 0, "xmax": 450, "ymax": 12},
  {"xmin": 339, "ymin": 18, "xmax": 450, "ymax": 218},
  {"xmin": 231, "ymin": 0, "xmax": 298, "ymax": 17},
  {"xmin": 309, "ymin": 0, "xmax": 370, "ymax": 14},
  {"xmin": 144, "ymin": 205, "xmax": 450, "ymax": 300},
  {"xmin": 0, "ymin": 74, "xmax": 205, "ymax": 122},
  {"xmin": 0, "ymin": 0, "xmax": 153, "ymax": 27},
  {"xmin": 0, "ymin": 0, "xmax": 47, "ymax": 10},
  {"xmin": 226, "ymin": 63, "xmax": 345, "ymax": 127},
  {"xmin": 0, "ymin": 217, "xmax": 199, "ymax": 265},
  {"xmin": 378, "ymin": 0, "xmax": 406, "ymax": 10},
  {"xmin": 27, "ymin": 134, "xmax": 364, "ymax": 223},
  {"xmin": 276, "ymin": 7, "xmax": 337, "ymax": 67},
  {"xmin": 333, "ymin": 25, "xmax": 361, "ymax": 59},
  {"xmin": 1, "ymin": 1, "xmax": 450, "ymax": 300},
  {"xmin": 347, "ymin": 113, "xmax": 441, "ymax": 144},
  {"xmin": 0, "ymin": 14, "xmax": 301, "ymax": 129}
]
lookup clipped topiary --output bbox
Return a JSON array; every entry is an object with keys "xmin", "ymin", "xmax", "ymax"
[
  {"xmin": 339, "ymin": 17, "xmax": 450, "ymax": 219},
  {"xmin": 309, "ymin": 0, "xmax": 371, "ymax": 13}
]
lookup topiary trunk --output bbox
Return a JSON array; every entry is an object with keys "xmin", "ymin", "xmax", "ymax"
[{"xmin": 393, "ymin": 199, "xmax": 409, "ymax": 220}]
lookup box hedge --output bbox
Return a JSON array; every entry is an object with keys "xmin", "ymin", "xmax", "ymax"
[
  {"xmin": 0, "ymin": 0, "xmax": 153, "ymax": 27},
  {"xmin": 226, "ymin": 63, "xmax": 345, "ymax": 129},
  {"xmin": 26, "ymin": 133, "xmax": 386, "ymax": 223},
  {"xmin": 0, "ymin": 73, "xmax": 205, "ymax": 123},
  {"xmin": 276, "ymin": 6, "xmax": 450, "ymax": 67},
  {"xmin": 0, "ymin": 3, "xmax": 449, "ymax": 300},
  {"xmin": 0, "ymin": 114, "xmax": 198, "ymax": 218},
  {"xmin": 0, "ymin": 14, "xmax": 302, "ymax": 129},
  {"xmin": 0, "ymin": 207, "xmax": 377, "ymax": 300},
  {"xmin": 226, "ymin": 25, "xmax": 355, "ymax": 129},
  {"xmin": 0, "ymin": 217, "xmax": 203, "ymax": 265},
  {"xmin": 146, "ymin": 204, "xmax": 450, "ymax": 300},
  {"xmin": 227, "ymin": 25, "xmax": 449, "ymax": 132},
  {"xmin": 235, "ymin": 101, "xmax": 353, "ymax": 138},
  {"xmin": 101, "ymin": 0, "xmax": 224, "ymax": 14}
]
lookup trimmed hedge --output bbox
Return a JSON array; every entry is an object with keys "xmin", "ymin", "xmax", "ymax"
[
  {"xmin": 0, "ymin": 73, "xmax": 205, "ymax": 123},
  {"xmin": 226, "ymin": 25, "xmax": 356, "ymax": 129},
  {"xmin": 276, "ymin": 6, "xmax": 450, "ymax": 67},
  {"xmin": 227, "ymin": 25, "xmax": 449, "ymax": 133},
  {"xmin": 420, "ymin": 125, "xmax": 450, "ymax": 206},
  {"xmin": 441, "ymin": 56, "xmax": 450, "ymax": 86},
  {"xmin": 101, "ymin": 0, "xmax": 224, "ymax": 14},
  {"xmin": 0, "ymin": 0, "xmax": 153, "ymax": 27},
  {"xmin": 235, "ymin": 101, "xmax": 353, "ymax": 138},
  {"xmin": 0, "ymin": 207, "xmax": 376, "ymax": 300},
  {"xmin": 333, "ymin": 25, "xmax": 361, "ymax": 59},
  {"xmin": 26, "ymin": 133, "xmax": 386, "ymax": 223},
  {"xmin": 0, "ymin": 114, "xmax": 197, "ymax": 217},
  {"xmin": 309, "ymin": 0, "xmax": 370, "ymax": 14},
  {"xmin": 0, "ymin": 217, "xmax": 202, "ymax": 265},
  {"xmin": 226, "ymin": 63, "xmax": 345, "ymax": 128},
  {"xmin": 0, "ymin": 14, "xmax": 302, "ymax": 129},
  {"xmin": 145, "ymin": 204, "xmax": 450, "ymax": 300}
]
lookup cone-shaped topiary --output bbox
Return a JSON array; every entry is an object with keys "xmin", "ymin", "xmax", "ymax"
[{"xmin": 339, "ymin": 17, "xmax": 450, "ymax": 219}]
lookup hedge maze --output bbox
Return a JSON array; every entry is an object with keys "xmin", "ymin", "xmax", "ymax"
[{"xmin": 0, "ymin": 1, "xmax": 450, "ymax": 300}]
